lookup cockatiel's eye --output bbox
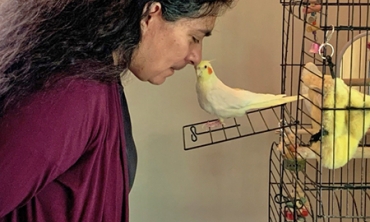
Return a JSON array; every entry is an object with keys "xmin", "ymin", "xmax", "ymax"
[{"xmin": 204, "ymin": 65, "xmax": 207, "ymax": 68}]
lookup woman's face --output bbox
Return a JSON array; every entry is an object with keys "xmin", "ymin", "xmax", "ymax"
[{"xmin": 129, "ymin": 3, "xmax": 216, "ymax": 85}]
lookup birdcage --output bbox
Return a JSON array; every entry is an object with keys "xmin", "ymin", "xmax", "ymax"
[{"xmin": 269, "ymin": 0, "xmax": 370, "ymax": 221}]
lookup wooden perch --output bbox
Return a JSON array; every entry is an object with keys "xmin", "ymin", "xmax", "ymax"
[
  {"xmin": 276, "ymin": 128, "xmax": 370, "ymax": 136},
  {"xmin": 343, "ymin": 78, "xmax": 370, "ymax": 86},
  {"xmin": 280, "ymin": 146, "xmax": 370, "ymax": 160}
]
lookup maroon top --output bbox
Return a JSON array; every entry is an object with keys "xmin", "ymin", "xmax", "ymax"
[{"xmin": 0, "ymin": 76, "xmax": 129, "ymax": 221}]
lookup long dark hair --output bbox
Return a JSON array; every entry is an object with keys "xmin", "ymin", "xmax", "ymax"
[{"xmin": 0, "ymin": 0, "xmax": 234, "ymax": 115}]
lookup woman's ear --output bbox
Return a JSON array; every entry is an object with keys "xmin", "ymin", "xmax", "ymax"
[{"xmin": 140, "ymin": 2, "xmax": 163, "ymax": 32}]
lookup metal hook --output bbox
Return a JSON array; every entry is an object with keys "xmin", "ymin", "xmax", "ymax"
[
  {"xmin": 325, "ymin": 25, "xmax": 335, "ymax": 43},
  {"xmin": 190, "ymin": 125, "xmax": 198, "ymax": 142},
  {"xmin": 317, "ymin": 25, "xmax": 335, "ymax": 59}
]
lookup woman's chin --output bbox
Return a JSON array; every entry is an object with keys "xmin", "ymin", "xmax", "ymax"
[
  {"xmin": 148, "ymin": 70, "xmax": 174, "ymax": 85},
  {"xmin": 148, "ymin": 76, "xmax": 166, "ymax": 85}
]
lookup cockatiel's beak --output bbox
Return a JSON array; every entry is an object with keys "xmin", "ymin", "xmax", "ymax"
[{"xmin": 195, "ymin": 65, "xmax": 201, "ymax": 77}]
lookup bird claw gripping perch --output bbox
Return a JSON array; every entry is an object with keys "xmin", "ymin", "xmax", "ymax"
[{"xmin": 309, "ymin": 128, "xmax": 329, "ymax": 145}]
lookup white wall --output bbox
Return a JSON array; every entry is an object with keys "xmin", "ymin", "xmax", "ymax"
[{"xmin": 125, "ymin": 1, "xmax": 283, "ymax": 221}]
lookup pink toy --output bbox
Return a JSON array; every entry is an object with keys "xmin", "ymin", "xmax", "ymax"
[{"xmin": 309, "ymin": 43, "xmax": 320, "ymax": 53}]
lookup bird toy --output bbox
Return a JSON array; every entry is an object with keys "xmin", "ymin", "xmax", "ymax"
[{"xmin": 304, "ymin": 2, "xmax": 322, "ymax": 54}]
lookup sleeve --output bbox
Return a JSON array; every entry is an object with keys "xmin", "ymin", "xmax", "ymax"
[{"xmin": 0, "ymin": 78, "xmax": 108, "ymax": 217}]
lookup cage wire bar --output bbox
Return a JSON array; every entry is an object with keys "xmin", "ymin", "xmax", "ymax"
[
  {"xmin": 269, "ymin": 0, "xmax": 370, "ymax": 221},
  {"xmin": 182, "ymin": 105, "xmax": 297, "ymax": 150}
]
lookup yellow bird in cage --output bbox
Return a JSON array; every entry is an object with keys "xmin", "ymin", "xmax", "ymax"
[{"xmin": 301, "ymin": 62, "xmax": 370, "ymax": 169}]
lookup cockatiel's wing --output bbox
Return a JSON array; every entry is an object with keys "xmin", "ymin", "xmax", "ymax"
[
  {"xmin": 202, "ymin": 85, "xmax": 271, "ymax": 118},
  {"xmin": 205, "ymin": 83, "xmax": 262, "ymax": 109},
  {"xmin": 196, "ymin": 74, "xmax": 253, "ymax": 118},
  {"xmin": 205, "ymin": 76, "xmax": 300, "ymax": 111}
]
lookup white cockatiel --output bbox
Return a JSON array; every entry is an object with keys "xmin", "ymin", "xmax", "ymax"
[{"xmin": 195, "ymin": 60, "xmax": 302, "ymax": 125}]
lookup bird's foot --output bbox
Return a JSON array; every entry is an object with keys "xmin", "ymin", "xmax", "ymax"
[{"xmin": 203, "ymin": 120, "xmax": 223, "ymax": 128}]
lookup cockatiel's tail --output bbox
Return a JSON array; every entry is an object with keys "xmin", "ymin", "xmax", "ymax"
[{"xmin": 195, "ymin": 60, "xmax": 303, "ymax": 123}]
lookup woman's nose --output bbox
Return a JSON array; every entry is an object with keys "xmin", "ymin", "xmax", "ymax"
[{"xmin": 186, "ymin": 45, "xmax": 202, "ymax": 66}]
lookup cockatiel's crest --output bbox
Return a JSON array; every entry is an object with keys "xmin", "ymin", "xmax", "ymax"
[{"xmin": 195, "ymin": 60, "xmax": 303, "ymax": 126}]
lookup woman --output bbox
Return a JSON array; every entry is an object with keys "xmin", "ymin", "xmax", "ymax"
[{"xmin": 0, "ymin": 0, "xmax": 234, "ymax": 221}]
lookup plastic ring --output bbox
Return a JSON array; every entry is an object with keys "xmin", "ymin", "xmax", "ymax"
[{"xmin": 318, "ymin": 43, "xmax": 334, "ymax": 59}]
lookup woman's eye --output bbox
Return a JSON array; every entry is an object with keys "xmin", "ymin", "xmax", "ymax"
[{"xmin": 192, "ymin": 36, "xmax": 200, "ymax": 43}]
